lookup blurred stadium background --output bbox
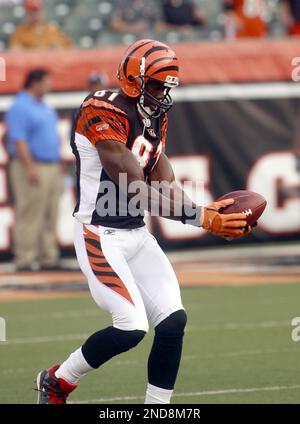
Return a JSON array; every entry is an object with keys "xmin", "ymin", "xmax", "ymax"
[
  {"xmin": 0, "ymin": 0, "xmax": 292, "ymax": 48},
  {"xmin": 0, "ymin": 0, "xmax": 300, "ymax": 404}
]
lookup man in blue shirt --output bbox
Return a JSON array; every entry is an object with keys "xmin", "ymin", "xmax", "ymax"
[{"xmin": 6, "ymin": 68, "xmax": 62, "ymax": 271}]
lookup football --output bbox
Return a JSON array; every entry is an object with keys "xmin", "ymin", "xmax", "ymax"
[{"xmin": 217, "ymin": 190, "xmax": 267, "ymax": 226}]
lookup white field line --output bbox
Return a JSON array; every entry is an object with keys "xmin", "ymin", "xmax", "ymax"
[
  {"xmin": 198, "ymin": 320, "xmax": 291, "ymax": 331},
  {"xmin": 69, "ymin": 384, "xmax": 300, "ymax": 404},
  {"xmin": 184, "ymin": 320, "xmax": 291, "ymax": 332},
  {"xmin": 1, "ymin": 347, "xmax": 299, "ymax": 377},
  {"xmin": 0, "ymin": 320, "xmax": 292, "ymax": 346},
  {"xmin": 0, "ymin": 295, "xmax": 296, "ymax": 323},
  {"xmin": 167, "ymin": 242, "xmax": 300, "ymax": 263},
  {"xmin": 182, "ymin": 347, "xmax": 299, "ymax": 361},
  {"xmin": 1, "ymin": 333, "xmax": 89, "ymax": 345},
  {"xmin": 5, "ymin": 309, "xmax": 102, "ymax": 321},
  {"xmin": 5, "ymin": 295, "xmax": 297, "ymax": 321},
  {"xmin": 0, "ymin": 360, "xmax": 139, "ymax": 376}
]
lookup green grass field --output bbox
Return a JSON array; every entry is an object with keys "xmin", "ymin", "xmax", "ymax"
[{"xmin": 1, "ymin": 282, "xmax": 300, "ymax": 404}]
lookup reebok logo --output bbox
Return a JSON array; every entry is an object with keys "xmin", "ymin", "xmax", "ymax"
[
  {"xmin": 104, "ymin": 229, "xmax": 116, "ymax": 235},
  {"xmin": 147, "ymin": 128, "xmax": 157, "ymax": 137},
  {"xmin": 96, "ymin": 123, "xmax": 110, "ymax": 131}
]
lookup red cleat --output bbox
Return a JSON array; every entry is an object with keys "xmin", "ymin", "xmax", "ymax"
[{"xmin": 36, "ymin": 365, "xmax": 77, "ymax": 404}]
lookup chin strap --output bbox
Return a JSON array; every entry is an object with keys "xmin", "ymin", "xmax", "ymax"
[
  {"xmin": 138, "ymin": 96, "xmax": 164, "ymax": 119},
  {"xmin": 137, "ymin": 103, "xmax": 152, "ymax": 120}
]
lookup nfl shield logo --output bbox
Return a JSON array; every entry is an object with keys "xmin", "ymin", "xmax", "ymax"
[{"xmin": 147, "ymin": 128, "xmax": 156, "ymax": 137}]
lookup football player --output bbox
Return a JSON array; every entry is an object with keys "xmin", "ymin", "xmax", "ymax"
[{"xmin": 36, "ymin": 39, "xmax": 249, "ymax": 404}]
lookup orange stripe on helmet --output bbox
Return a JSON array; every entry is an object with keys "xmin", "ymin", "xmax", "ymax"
[
  {"xmin": 145, "ymin": 56, "xmax": 178, "ymax": 74},
  {"xmin": 122, "ymin": 39, "xmax": 153, "ymax": 78},
  {"xmin": 118, "ymin": 39, "xmax": 179, "ymax": 98}
]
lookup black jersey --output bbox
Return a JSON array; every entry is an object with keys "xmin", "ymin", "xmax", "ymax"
[{"xmin": 71, "ymin": 90, "xmax": 168, "ymax": 228}]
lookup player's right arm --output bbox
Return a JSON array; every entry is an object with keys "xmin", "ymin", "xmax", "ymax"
[
  {"xmin": 148, "ymin": 151, "xmax": 247, "ymax": 239},
  {"xmin": 96, "ymin": 139, "xmax": 192, "ymax": 222}
]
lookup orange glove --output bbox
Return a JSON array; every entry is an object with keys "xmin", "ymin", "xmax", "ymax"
[
  {"xmin": 223, "ymin": 221, "xmax": 257, "ymax": 241},
  {"xmin": 202, "ymin": 198, "xmax": 247, "ymax": 240}
]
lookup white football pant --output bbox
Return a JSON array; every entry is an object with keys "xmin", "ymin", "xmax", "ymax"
[{"xmin": 74, "ymin": 221, "xmax": 184, "ymax": 332}]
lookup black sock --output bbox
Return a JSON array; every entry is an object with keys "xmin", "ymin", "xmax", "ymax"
[
  {"xmin": 148, "ymin": 310, "xmax": 187, "ymax": 390},
  {"xmin": 82, "ymin": 326, "xmax": 146, "ymax": 369}
]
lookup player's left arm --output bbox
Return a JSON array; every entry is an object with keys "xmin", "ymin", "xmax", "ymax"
[
  {"xmin": 148, "ymin": 152, "xmax": 174, "ymax": 183},
  {"xmin": 149, "ymin": 152, "xmax": 253, "ymax": 239},
  {"xmin": 148, "ymin": 151, "xmax": 193, "ymax": 206}
]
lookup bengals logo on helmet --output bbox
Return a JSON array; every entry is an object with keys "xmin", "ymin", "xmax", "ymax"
[{"xmin": 117, "ymin": 39, "xmax": 179, "ymax": 98}]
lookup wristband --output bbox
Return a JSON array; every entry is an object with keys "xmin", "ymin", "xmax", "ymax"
[{"xmin": 181, "ymin": 205, "xmax": 202, "ymax": 227}]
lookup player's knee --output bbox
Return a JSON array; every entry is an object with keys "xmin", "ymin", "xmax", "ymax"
[
  {"xmin": 81, "ymin": 326, "xmax": 146, "ymax": 368},
  {"xmin": 113, "ymin": 313, "xmax": 149, "ymax": 334},
  {"xmin": 155, "ymin": 309, "xmax": 187, "ymax": 339},
  {"xmin": 112, "ymin": 328, "xmax": 146, "ymax": 353}
]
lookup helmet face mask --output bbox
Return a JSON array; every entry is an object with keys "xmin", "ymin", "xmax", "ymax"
[
  {"xmin": 118, "ymin": 39, "xmax": 179, "ymax": 119},
  {"xmin": 138, "ymin": 77, "xmax": 173, "ymax": 118}
]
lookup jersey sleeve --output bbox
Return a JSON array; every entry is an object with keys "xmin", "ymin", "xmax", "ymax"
[{"xmin": 77, "ymin": 98, "xmax": 130, "ymax": 145}]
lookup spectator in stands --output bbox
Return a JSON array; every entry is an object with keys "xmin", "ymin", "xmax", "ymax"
[
  {"xmin": 5, "ymin": 69, "xmax": 62, "ymax": 272},
  {"xmin": 223, "ymin": 0, "xmax": 268, "ymax": 39},
  {"xmin": 110, "ymin": 0, "xmax": 165, "ymax": 35},
  {"xmin": 87, "ymin": 71, "xmax": 109, "ymax": 94},
  {"xmin": 281, "ymin": 0, "xmax": 300, "ymax": 36},
  {"xmin": 162, "ymin": 0, "xmax": 206, "ymax": 35},
  {"xmin": 9, "ymin": 0, "xmax": 72, "ymax": 50}
]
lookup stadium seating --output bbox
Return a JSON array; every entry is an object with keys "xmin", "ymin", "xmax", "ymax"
[{"xmin": 0, "ymin": 0, "xmax": 284, "ymax": 50}]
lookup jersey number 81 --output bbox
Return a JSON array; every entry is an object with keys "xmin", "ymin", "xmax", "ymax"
[{"xmin": 131, "ymin": 136, "xmax": 162, "ymax": 169}]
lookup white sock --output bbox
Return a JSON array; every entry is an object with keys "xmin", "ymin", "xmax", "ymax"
[
  {"xmin": 145, "ymin": 383, "xmax": 174, "ymax": 404},
  {"xmin": 55, "ymin": 347, "xmax": 94, "ymax": 384}
]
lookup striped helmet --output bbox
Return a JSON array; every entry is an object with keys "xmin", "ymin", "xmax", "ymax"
[{"xmin": 117, "ymin": 39, "xmax": 179, "ymax": 117}]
